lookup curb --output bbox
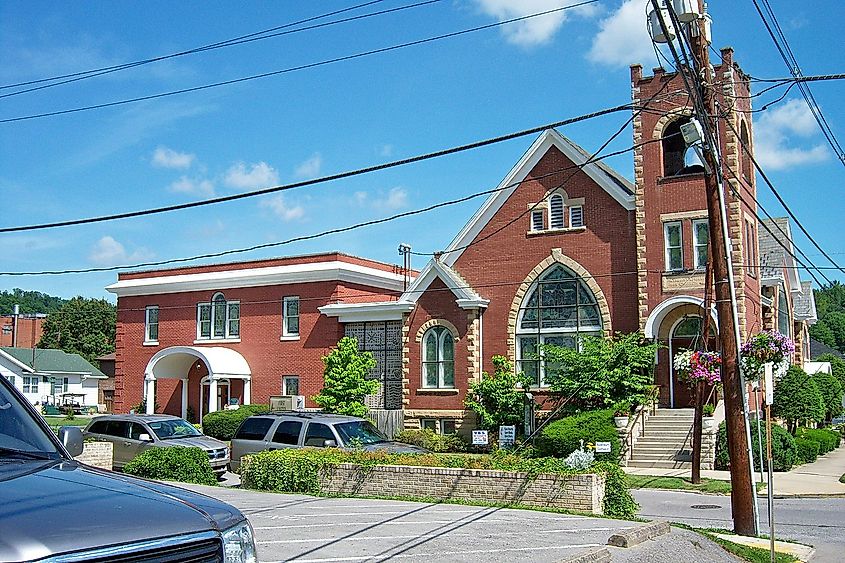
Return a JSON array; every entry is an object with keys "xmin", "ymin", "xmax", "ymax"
[
  {"xmin": 560, "ymin": 547, "xmax": 612, "ymax": 563},
  {"xmin": 607, "ymin": 520, "xmax": 671, "ymax": 548}
]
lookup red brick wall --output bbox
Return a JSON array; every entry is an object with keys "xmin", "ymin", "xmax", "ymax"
[
  {"xmin": 0, "ymin": 316, "xmax": 44, "ymax": 348},
  {"xmin": 451, "ymin": 144, "xmax": 638, "ymax": 376},
  {"xmin": 405, "ymin": 278, "xmax": 470, "ymax": 410}
]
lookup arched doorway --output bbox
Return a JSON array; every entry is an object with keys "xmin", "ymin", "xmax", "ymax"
[
  {"xmin": 668, "ymin": 316, "xmax": 717, "ymax": 408},
  {"xmin": 199, "ymin": 376, "xmax": 230, "ymax": 420}
]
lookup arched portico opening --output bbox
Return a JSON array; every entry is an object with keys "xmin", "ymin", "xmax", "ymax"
[{"xmin": 143, "ymin": 346, "xmax": 252, "ymax": 418}]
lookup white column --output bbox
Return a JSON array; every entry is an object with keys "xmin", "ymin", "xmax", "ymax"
[
  {"xmin": 243, "ymin": 378, "xmax": 251, "ymax": 406},
  {"xmin": 144, "ymin": 377, "xmax": 155, "ymax": 414},
  {"xmin": 181, "ymin": 379, "xmax": 189, "ymax": 420},
  {"xmin": 208, "ymin": 377, "xmax": 218, "ymax": 414}
]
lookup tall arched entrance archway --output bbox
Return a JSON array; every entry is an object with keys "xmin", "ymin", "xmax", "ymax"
[{"xmin": 143, "ymin": 346, "xmax": 252, "ymax": 418}]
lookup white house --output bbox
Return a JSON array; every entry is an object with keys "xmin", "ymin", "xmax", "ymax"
[{"xmin": 0, "ymin": 347, "xmax": 106, "ymax": 409}]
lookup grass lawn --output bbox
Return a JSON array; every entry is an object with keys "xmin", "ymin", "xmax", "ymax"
[
  {"xmin": 42, "ymin": 416, "xmax": 93, "ymax": 432},
  {"xmin": 699, "ymin": 531, "xmax": 798, "ymax": 563},
  {"xmin": 625, "ymin": 474, "xmax": 734, "ymax": 494}
]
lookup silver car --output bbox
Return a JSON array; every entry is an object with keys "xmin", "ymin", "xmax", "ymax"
[
  {"xmin": 230, "ymin": 412, "xmax": 427, "ymax": 471},
  {"xmin": 84, "ymin": 414, "xmax": 230, "ymax": 476}
]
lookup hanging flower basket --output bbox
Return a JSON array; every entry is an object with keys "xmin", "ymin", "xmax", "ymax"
[
  {"xmin": 673, "ymin": 349, "xmax": 722, "ymax": 386},
  {"xmin": 740, "ymin": 330, "xmax": 795, "ymax": 380}
]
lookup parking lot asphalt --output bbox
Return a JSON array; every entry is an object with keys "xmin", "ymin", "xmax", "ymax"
[{"xmin": 181, "ymin": 484, "xmax": 638, "ymax": 563}]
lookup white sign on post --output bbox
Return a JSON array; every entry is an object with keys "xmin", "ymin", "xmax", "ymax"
[
  {"xmin": 499, "ymin": 425, "xmax": 516, "ymax": 446},
  {"xmin": 594, "ymin": 441, "xmax": 612, "ymax": 453},
  {"xmin": 764, "ymin": 362, "xmax": 774, "ymax": 406},
  {"xmin": 472, "ymin": 430, "xmax": 489, "ymax": 446}
]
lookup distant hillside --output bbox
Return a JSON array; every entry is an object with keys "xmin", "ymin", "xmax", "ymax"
[
  {"xmin": 811, "ymin": 282, "xmax": 845, "ymax": 355},
  {"xmin": 0, "ymin": 289, "xmax": 67, "ymax": 315}
]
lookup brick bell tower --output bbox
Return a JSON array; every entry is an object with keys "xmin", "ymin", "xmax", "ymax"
[{"xmin": 631, "ymin": 48, "xmax": 762, "ymax": 344}]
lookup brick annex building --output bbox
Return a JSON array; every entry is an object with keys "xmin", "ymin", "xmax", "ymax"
[{"xmin": 109, "ymin": 50, "xmax": 817, "ymax": 433}]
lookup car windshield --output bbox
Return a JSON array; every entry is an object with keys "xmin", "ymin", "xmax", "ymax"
[
  {"xmin": 0, "ymin": 378, "xmax": 61, "ymax": 460},
  {"xmin": 334, "ymin": 421, "xmax": 388, "ymax": 446},
  {"xmin": 148, "ymin": 419, "xmax": 202, "ymax": 440}
]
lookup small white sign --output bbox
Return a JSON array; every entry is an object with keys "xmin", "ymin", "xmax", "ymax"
[
  {"xmin": 472, "ymin": 430, "xmax": 489, "ymax": 446},
  {"xmin": 499, "ymin": 425, "xmax": 516, "ymax": 445},
  {"xmin": 764, "ymin": 363, "xmax": 774, "ymax": 406},
  {"xmin": 595, "ymin": 441, "xmax": 612, "ymax": 453}
]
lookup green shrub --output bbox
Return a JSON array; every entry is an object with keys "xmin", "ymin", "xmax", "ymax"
[
  {"xmin": 394, "ymin": 429, "xmax": 468, "ymax": 452},
  {"xmin": 812, "ymin": 372, "xmax": 844, "ymax": 423},
  {"xmin": 715, "ymin": 420, "xmax": 796, "ymax": 472},
  {"xmin": 239, "ymin": 448, "xmax": 637, "ymax": 519},
  {"xmin": 794, "ymin": 437, "xmax": 820, "ymax": 464},
  {"xmin": 124, "ymin": 447, "xmax": 217, "ymax": 486},
  {"xmin": 796, "ymin": 427, "xmax": 840, "ymax": 455},
  {"xmin": 201, "ymin": 404, "xmax": 269, "ymax": 440},
  {"xmin": 533, "ymin": 409, "xmax": 620, "ymax": 461}
]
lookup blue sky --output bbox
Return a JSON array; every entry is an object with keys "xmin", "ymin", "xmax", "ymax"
[{"xmin": 1, "ymin": 0, "xmax": 843, "ymax": 301}]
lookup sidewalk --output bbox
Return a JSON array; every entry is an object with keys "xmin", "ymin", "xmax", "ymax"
[{"xmin": 623, "ymin": 443, "xmax": 845, "ymax": 497}]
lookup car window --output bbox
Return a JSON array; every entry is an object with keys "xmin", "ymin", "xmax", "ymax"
[
  {"xmin": 148, "ymin": 419, "xmax": 201, "ymax": 440},
  {"xmin": 87, "ymin": 420, "xmax": 109, "ymax": 434},
  {"xmin": 271, "ymin": 421, "xmax": 302, "ymax": 445},
  {"xmin": 128, "ymin": 422, "xmax": 147, "ymax": 441},
  {"xmin": 234, "ymin": 417, "xmax": 274, "ymax": 441},
  {"xmin": 104, "ymin": 421, "xmax": 129, "ymax": 439},
  {"xmin": 304, "ymin": 423, "xmax": 336, "ymax": 447},
  {"xmin": 334, "ymin": 421, "xmax": 388, "ymax": 446},
  {"xmin": 0, "ymin": 380, "xmax": 61, "ymax": 458}
]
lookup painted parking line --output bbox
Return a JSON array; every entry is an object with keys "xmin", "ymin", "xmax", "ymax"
[{"xmin": 266, "ymin": 543, "xmax": 605, "ymax": 562}]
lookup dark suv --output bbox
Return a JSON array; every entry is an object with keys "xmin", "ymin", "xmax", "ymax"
[{"xmin": 0, "ymin": 374, "xmax": 256, "ymax": 562}]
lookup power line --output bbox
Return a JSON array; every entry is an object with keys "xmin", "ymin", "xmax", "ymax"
[
  {"xmin": 750, "ymin": 0, "xmax": 845, "ymax": 168},
  {"xmin": 0, "ymin": 104, "xmax": 631, "ymax": 234},
  {"xmin": 0, "ymin": 0, "xmax": 602, "ymax": 124},
  {"xmin": 0, "ymin": 0, "xmax": 441, "ymax": 99}
]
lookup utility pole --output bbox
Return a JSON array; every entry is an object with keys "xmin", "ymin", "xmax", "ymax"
[{"xmin": 649, "ymin": 0, "xmax": 759, "ymax": 535}]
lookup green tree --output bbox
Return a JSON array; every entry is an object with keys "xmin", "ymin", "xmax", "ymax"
[
  {"xmin": 542, "ymin": 333, "xmax": 657, "ymax": 412},
  {"xmin": 825, "ymin": 312, "xmax": 845, "ymax": 351},
  {"xmin": 464, "ymin": 355, "xmax": 532, "ymax": 431},
  {"xmin": 772, "ymin": 366, "xmax": 825, "ymax": 434},
  {"xmin": 810, "ymin": 322, "xmax": 836, "ymax": 349},
  {"xmin": 0, "ymin": 288, "xmax": 66, "ymax": 315},
  {"xmin": 815, "ymin": 353, "xmax": 845, "ymax": 391},
  {"xmin": 811, "ymin": 372, "xmax": 844, "ymax": 424},
  {"xmin": 38, "ymin": 297, "xmax": 115, "ymax": 364},
  {"xmin": 312, "ymin": 337, "xmax": 378, "ymax": 417}
]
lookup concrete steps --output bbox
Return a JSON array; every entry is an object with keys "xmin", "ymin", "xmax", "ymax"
[{"xmin": 627, "ymin": 408, "xmax": 697, "ymax": 469}]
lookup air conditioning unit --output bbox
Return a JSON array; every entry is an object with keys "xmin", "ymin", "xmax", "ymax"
[{"xmin": 269, "ymin": 395, "xmax": 306, "ymax": 411}]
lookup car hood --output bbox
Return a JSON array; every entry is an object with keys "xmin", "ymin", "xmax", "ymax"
[
  {"xmin": 362, "ymin": 441, "xmax": 430, "ymax": 454},
  {"xmin": 160, "ymin": 435, "xmax": 226, "ymax": 450},
  {"xmin": 0, "ymin": 460, "xmax": 242, "ymax": 562}
]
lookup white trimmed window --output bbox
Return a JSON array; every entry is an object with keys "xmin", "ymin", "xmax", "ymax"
[
  {"xmin": 283, "ymin": 296, "xmax": 300, "ymax": 337},
  {"xmin": 23, "ymin": 376, "xmax": 38, "ymax": 394},
  {"xmin": 51, "ymin": 377, "xmax": 68, "ymax": 396},
  {"xmin": 692, "ymin": 219, "xmax": 709, "ymax": 270},
  {"xmin": 422, "ymin": 326, "xmax": 455, "ymax": 388},
  {"xmin": 664, "ymin": 221, "xmax": 683, "ymax": 271},
  {"xmin": 145, "ymin": 306, "xmax": 159, "ymax": 343},
  {"xmin": 569, "ymin": 205, "xmax": 584, "ymax": 228},
  {"xmin": 197, "ymin": 292, "xmax": 239, "ymax": 340},
  {"xmin": 282, "ymin": 375, "xmax": 300, "ymax": 396},
  {"xmin": 420, "ymin": 419, "xmax": 457, "ymax": 434},
  {"xmin": 531, "ymin": 209, "xmax": 545, "ymax": 231},
  {"xmin": 549, "ymin": 194, "xmax": 565, "ymax": 229}
]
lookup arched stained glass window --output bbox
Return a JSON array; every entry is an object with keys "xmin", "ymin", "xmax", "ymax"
[
  {"xmin": 515, "ymin": 265, "xmax": 602, "ymax": 387},
  {"xmin": 422, "ymin": 326, "xmax": 455, "ymax": 388}
]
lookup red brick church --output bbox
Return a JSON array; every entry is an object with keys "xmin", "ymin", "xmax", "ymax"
[{"xmin": 108, "ymin": 49, "xmax": 816, "ymax": 433}]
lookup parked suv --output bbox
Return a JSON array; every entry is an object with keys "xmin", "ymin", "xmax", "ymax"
[
  {"xmin": 84, "ymin": 414, "xmax": 230, "ymax": 476},
  {"xmin": 230, "ymin": 412, "xmax": 427, "ymax": 471},
  {"xmin": 0, "ymin": 370, "xmax": 256, "ymax": 562}
]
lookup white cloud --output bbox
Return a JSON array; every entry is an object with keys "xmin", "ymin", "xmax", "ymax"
[
  {"xmin": 89, "ymin": 236, "xmax": 154, "ymax": 267},
  {"xmin": 152, "ymin": 146, "xmax": 195, "ymax": 169},
  {"xmin": 353, "ymin": 191, "xmax": 369, "ymax": 205},
  {"xmin": 754, "ymin": 99, "xmax": 829, "ymax": 170},
  {"xmin": 224, "ymin": 161, "xmax": 280, "ymax": 190},
  {"xmin": 170, "ymin": 176, "xmax": 215, "ymax": 197},
  {"xmin": 294, "ymin": 153, "xmax": 323, "ymax": 179},
  {"xmin": 377, "ymin": 144, "xmax": 394, "ymax": 157},
  {"xmin": 473, "ymin": 0, "xmax": 597, "ymax": 47},
  {"xmin": 261, "ymin": 195, "xmax": 305, "ymax": 222},
  {"xmin": 372, "ymin": 187, "xmax": 409, "ymax": 210},
  {"xmin": 588, "ymin": 0, "xmax": 654, "ymax": 67}
]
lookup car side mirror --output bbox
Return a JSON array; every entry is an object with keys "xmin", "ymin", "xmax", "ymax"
[
  {"xmin": 323, "ymin": 439, "xmax": 337, "ymax": 448},
  {"xmin": 59, "ymin": 426, "xmax": 84, "ymax": 457},
  {"xmin": 138, "ymin": 433, "xmax": 153, "ymax": 442}
]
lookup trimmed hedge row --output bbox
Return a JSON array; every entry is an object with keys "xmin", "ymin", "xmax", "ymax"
[
  {"xmin": 715, "ymin": 420, "xmax": 797, "ymax": 472},
  {"xmin": 393, "ymin": 429, "xmax": 468, "ymax": 453},
  {"xmin": 201, "ymin": 404, "xmax": 269, "ymax": 440},
  {"xmin": 239, "ymin": 448, "xmax": 638, "ymax": 519},
  {"xmin": 534, "ymin": 409, "xmax": 621, "ymax": 461},
  {"xmin": 794, "ymin": 438, "xmax": 820, "ymax": 464},
  {"xmin": 124, "ymin": 447, "xmax": 217, "ymax": 486},
  {"xmin": 796, "ymin": 428, "xmax": 840, "ymax": 456}
]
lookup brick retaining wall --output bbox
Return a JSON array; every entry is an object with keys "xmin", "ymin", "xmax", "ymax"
[
  {"xmin": 75, "ymin": 441, "xmax": 113, "ymax": 470},
  {"xmin": 319, "ymin": 463, "xmax": 605, "ymax": 514}
]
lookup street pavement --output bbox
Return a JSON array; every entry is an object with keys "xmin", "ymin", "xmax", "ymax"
[
  {"xmin": 633, "ymin": 489, "xmax": 845, "ymax": 562},
  {"xmin": 185, "ymin": 484, "xmax": 642, "ymax": 562}
]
